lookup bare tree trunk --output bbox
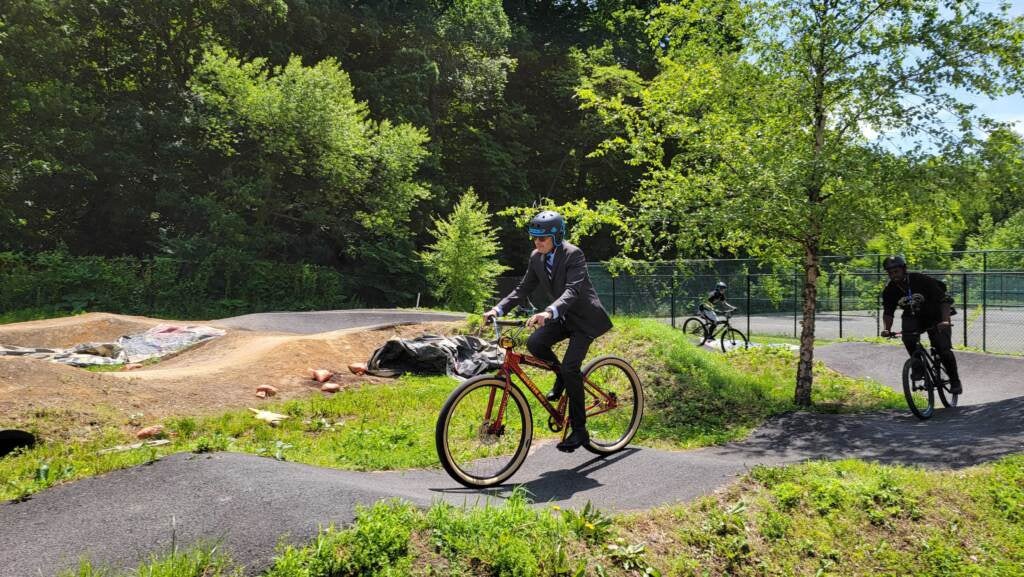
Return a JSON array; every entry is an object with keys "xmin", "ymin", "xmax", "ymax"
[{"xmin": 795, "ymin": 240, "xmax": 820, "ymax": 406}]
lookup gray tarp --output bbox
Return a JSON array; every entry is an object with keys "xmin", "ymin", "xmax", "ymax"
[
  {"xmin": 0, "ymin": 324, "xmax": 225, "ymax": 367},
  {"xmin": 364, "ymin": 334, "xmax": 504, "ymax": 378}
]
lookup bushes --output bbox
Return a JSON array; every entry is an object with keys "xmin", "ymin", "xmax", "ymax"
[{"xmin": 0, "ymin": 249, "xmax": 353, "ymax": 319}]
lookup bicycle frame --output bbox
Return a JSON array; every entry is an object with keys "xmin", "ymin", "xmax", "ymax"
[
  {"xmin": 893, "ymin": 330, "xmax": 945, "ymax": 386},
  {"xmin": 483, "ymin": 323, "xmax": 620, "ymax": 438}
]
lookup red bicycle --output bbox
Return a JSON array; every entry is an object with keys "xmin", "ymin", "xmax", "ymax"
[{"xmin": 435, "ymin": 318, "xmax": 644, "ymax": 488}]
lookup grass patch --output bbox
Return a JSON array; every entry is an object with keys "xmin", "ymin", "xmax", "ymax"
[
  {"xmin": 58, "ymin": 541, "xmax": 240, "ymax": 577},
  {"xmin": 61, "ymin": 456, "xmax": 1024, "ymax": 576},
  {"xmin": 600, "ymin": 318, "xmax": 904, "ymax": 448},
  {"xmin": 1, "ymin": 317, "xmax": 905, "ymax": 501}
]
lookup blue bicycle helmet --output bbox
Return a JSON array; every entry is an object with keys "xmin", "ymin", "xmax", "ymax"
[{"xmin": 527, "ymin": 211, "xmax": 566, "ymax": 246}]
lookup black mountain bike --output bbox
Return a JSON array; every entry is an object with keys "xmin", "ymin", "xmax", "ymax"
[
  {"xmin": 889, "ymin": 330, "xmax": 959, "ymax": 419},
  {"xmin": 681, "ymin": 308, "xmax": 749, "ymax": 352}
]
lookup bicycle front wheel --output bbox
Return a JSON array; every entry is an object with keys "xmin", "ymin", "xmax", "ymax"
[
  {"xmin": 934, "ymin": 356, "xmax": 959, "ymax": 409},
  {"xmin": 681, "ymin": 317, "xmax": 708, "ymax": 346},
  {"xmin": 581, "ymin": 356, "xmax": 644, "ymax": 455},
  {"xmin": 720, "ymin": 328, "xmax": 749, "ymax": 352},
  {"xmin": 902, "ymin": 354, "xmax": 934, "ymax": 419},
  {"xmin": 436, "ymin": 376, "xmax": 533, "ymax": 488}
]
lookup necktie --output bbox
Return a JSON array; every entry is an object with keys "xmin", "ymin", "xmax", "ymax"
[{"xmin": 545, "ymin": 253, "xmax": 554, "ymax": 280}]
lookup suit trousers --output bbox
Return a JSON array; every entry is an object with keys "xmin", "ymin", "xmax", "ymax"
[
  {"xmin": 526, "ymin": 319, "xmax": 594, "ymax": 430},
  {"xmin": 901, "ymin": 316, "xmax": 961, "ymax": 383}
]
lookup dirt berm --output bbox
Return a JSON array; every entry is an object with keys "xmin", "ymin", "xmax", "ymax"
[{"xmin": 0, "ymin": 313, "xmax": 461, "ymax": 440}]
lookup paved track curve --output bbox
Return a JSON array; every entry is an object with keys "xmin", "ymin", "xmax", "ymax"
[{"xmin": 2, "ymin": 336, "xmax": 1022, "ymax": 576}]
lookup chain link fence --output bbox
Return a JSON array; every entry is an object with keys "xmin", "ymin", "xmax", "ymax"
[{"xmin": 496, "ymin": 250, "xmax": 1024, "ymax": 355}]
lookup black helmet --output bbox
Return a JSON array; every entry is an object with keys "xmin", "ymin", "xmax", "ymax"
[
  {"xmin": 716, "ymin": 281, "xmax": 728, "ymax": 290},
  {"xmin": 527, "ymin": 210, "xmax": 566, "ymax": 245},
  {"xmin": 882, "ymin": 255, "xmax": 907, "ymax": 271}
]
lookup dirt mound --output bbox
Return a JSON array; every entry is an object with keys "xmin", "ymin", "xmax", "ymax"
[
  {"xmin": 0, "ymin": 313, "xmax": 165, "ymax": 348},
  {"xmin": 0, "ymin": 314, "xmax": 463, "ymax": 440}
]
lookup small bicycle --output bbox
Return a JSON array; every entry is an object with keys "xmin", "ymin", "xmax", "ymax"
[
  {"xmin": 888, "ymin": 329, "xmax": 959, "ymax": 419},
  {"xmin": 435, "ymin": 318, "xmax": 644, "ymax": 488},
  {"xmin": 681, "ymin": 308, "xmax": 749, "ymax": 352}
]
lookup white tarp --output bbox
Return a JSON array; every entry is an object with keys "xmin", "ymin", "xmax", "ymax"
[{"xmin": 0, "ymin": 324, "xmax": 225, "ymax": 367}]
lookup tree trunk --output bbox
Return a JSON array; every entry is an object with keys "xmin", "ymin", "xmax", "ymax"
[{"xmin": 795, "ymin": 240, "xmax": 820, "ymax": 406}]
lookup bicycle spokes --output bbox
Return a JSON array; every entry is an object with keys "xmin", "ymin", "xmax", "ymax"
[
  {"xmin": 439, "ymin": 381, "xmax": 530, "ymax": 482},
  {"xmin": 583, "ymin": 361, "xmax": 639, "ymax": 448}
]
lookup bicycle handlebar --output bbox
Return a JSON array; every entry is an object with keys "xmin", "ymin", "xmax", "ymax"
[
  {"xmin": 494, "ymin": 318, "xmax": 527, "ymax": 327},
  {"xmin": 883, "ymin": 322, "xmax": 953, "ymax": 338}
]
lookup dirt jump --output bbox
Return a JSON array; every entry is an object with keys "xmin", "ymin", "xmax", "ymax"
[{"xmin": 0, "ymin": 311, "xmax": 465, "ymax": 441}]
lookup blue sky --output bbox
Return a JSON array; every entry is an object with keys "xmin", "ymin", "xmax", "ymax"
[{"xmin": 871, "ymin": 0, "xmax": 1024, "ymax": 152}]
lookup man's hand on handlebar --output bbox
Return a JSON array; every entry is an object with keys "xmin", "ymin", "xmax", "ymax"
[
  {"xmin": 482, "ymin": 309, "xmax": 498, "ymax": 324},
  {"xmin": 526, "ymin": 310, "xmax": 552, "ymax": 328},
  {"xmin": 880, "ymin": 329, "xmax": 895, "ymax": 338}
]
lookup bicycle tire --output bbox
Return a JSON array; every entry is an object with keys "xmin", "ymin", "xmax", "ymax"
[
  {"xmin": 934, "ymin": 353, "xmax": 959, "ymax": 409},
  {"xmin": 902, "ymin": 353, "xmax": 934, "ymax": 419},
  {"xmin": 436, "ymin": 376, "xmax": 533, "ymax": 488},
  {"xmin": 580, "ymin": 356, "xmax": 644, "ymax": 455},
  {"xmin": 720, "ymin": 327, "xmax": 749, "ymax": 353},
  {"xmin": 681, "ymin": 317, "xmax": 708, "ymax": 346}
]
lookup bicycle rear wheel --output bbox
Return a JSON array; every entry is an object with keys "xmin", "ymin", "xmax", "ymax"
[
  {"xmin": 436, "ymin": 376, "xmax": 533, "ymax": 488},
  {"xmin": 902, "ymin": 353, "xmax": 934, "ymax": 419},
  {"xmin": 681, "ymin": 317, "xmax": 708, "ymax": 346},
  {"xmin": 580, "ymin": 356, "xmax": 644, "ymax": 455},
  {"xmin": 720, "ymin": 328, "xmax": 749, "ymax": 352}
]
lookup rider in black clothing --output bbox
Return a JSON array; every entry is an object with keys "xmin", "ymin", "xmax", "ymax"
[
  {"xmin": 879, "ymin": 255, "xmax": 962, "ymax": 395},
  {"xmin": 699, "ymin": 281, "xmax": 734, "ymax": 325}
]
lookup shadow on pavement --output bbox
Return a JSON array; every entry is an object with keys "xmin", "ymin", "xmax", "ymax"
[
  {"xmin": 427, "ymin": 447, "xmax": 640, "ymax": 502},
  {"xmin": 712, "ymin": 396, "xmax": 1024, "ymax": 469}
]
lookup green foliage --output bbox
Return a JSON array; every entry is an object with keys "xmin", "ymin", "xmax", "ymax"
[
  {"xmin": 188, "ymin": 46, "xmax": 430, "ymax": 261},
  {"xmin": 265, "ymin": 501, "xmax": 419, "ymax": 577},
  {"xmin": 0, "ymin": 250, "xmax": 351, "ymax": 319},
  {"xmin": 59, "ymin": 543, "xmax": 241, "ymax": 577},
  {"xmin": 960, "ymin": 210, "xmax": 1024, "ymax": 270},
  {"xmin": 421, "ymin": 189, "xmax": 510, "ymax": 312},
  {"xmin": 563, "ymin": 501, "xmax": 615, "ymax": 546},
  {"xmin": 500, "ymin": 197, "xmax": 627, "ymax": 247}
]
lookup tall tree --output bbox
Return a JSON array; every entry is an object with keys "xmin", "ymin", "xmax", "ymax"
[{"xmin": 581, "ymin": 0, "xmax": 1024, "ymax": 405}]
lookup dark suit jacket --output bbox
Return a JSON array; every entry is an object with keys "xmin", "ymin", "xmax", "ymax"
[{"xmin": 496, "ymin": 241, "xmax": 613, "ymax": 339}]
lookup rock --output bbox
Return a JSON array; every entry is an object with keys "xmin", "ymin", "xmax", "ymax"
[
  {"xmin": 135, "ymin": 425, "xmax": 164, "ymax": 439},
  {"xmin": 348, "ymin": 362, "xmax": 367, "ymax": 375},
  {"xmin": 255, "ymin": 385, "xmax": 278, "ymax": 398},
  {"xmin": 320, "ymin": 382, "xmax": 341, "ymax": 393},
  {"xmin": 308, "ymin": 368, "xmax": 334, "ymax": 383}
]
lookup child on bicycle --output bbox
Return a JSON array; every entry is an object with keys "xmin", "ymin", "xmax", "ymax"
[
  {"xmin": 482, "ymin": 210, "xmax": 613, "ymax": 453},
  {"xmin": 879, "ymin": 255, "xmax": 962, "ymax": 394},
  {"xmin": 699, "ymin": 281, "xmax": 735, "ymax": 326}
]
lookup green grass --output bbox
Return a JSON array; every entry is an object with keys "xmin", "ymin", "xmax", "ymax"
[
  {"xmin": 0, "ymin": 317, "xmax": 905, "ymax": 502},
  {"xmin": 60, "ymin": 456, "xmax": 1024, "ymax": 576}
]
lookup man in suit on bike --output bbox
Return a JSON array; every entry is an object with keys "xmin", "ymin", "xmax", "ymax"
[
  {"xmin": 879, "ymin": 255, "xmax": 962, "ymax": 395},
  {"xmin": 483, "ymin": 210, "xmax": 613, "ymax": 452}
]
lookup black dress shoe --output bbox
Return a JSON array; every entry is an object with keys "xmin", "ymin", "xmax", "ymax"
[{"xmin": 556, "ymin": 428, "xmax": 589, "ymax": 453}]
